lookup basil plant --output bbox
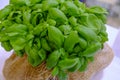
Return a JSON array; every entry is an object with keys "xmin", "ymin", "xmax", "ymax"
[{"xmin": 0, "ymin": 0, "xmax": 108, "ymax": 80}]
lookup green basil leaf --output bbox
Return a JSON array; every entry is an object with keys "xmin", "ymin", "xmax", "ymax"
[
  {"xmin": 41, "ymin": 38, "xmax": 51, "ymax": 51},
  {"xmin": 28, "ymin": 47, "xmax": 42, "ymax": 67},
  {"xmin": 48, "ymin": 8, "xmax": 68, "ymax": 24},
  {"xmin": 34, "ymin": 38, "xmax": 41, "ymax": 49},
  {"xmin": 57, "ymin": 70, "xmax": 68, "ymax": 80},
  {"xmin": 47, "ymin": 19, "xmax": 56, "ymax": 26},
  {"xmin": 42, "ymin": 0, "xmax": 59, "ymax": 11},
  {"xmin": 64, "ymin": 31, "xmax": 80, "ymax": 53},
  {"xmin": 78, "ymin": 14, "xmax": 102, "ymax": 33},
  {"xmin": 23, "ymin": 9, "xmax": 31, "ymax": 25},
  {"xmin": 52, "ymin": 66, "xmax": 59, "ymax": 76},
  {"xmin": 10, "ymin": 37, "xmax": 26, "ymax": 51},
  {"xmin": 0, "ymin": 5, "xmax": 12, "ymax": 20},
  {"xmin": 68, "ymin": 59, "xmax": 81, "ymax": 72},
  {"xmin": 68, "ymin": 16, "xmax": 77, "ymax": 26},
  {"xmin": 46, "ymin": 49, "xmax": 61, "ymax": 69},
  {"xmin": 75, "ymin": 25, "xmax": 98, "ymax": 41},
  {"xmin": 58, "ymin": 25, "xmax": 71, "ymax": 35},
  {"xmin": 80, "ymin": 42, "xmax": 101, "ymax": 57},
  {"xmin": 60, "ymin": 48, "xmax": 68, "ymax": 59},
  {"xmin": 48, "ymin": 26, "xmax": 64, "ymax": 48},
  {"xmin": 88, "ymin": 6, "xmax": 108, "ymax": 14},
  {"xmin": 5, "ymin": 24, "xmax": 28, "ymax": 37},
  {"xmin": 58, "ymin": 58, "xmax": 79, "ymax": 70},
  {"xmin": 1, "ymin": 41, "xmax": 12, "ymax": 51},
  {"xmin": 38, "ymin": 48, "xmax": 46, "ymax": 61},
  {"xmin": 30, "ymin": 0, "xmax": 41, "ymax": 4},
  {"xmin": 64, "ymin": 1, "xmax": 79, "ymax": 16},
  {"xmin": 10, "ymin": 0, "xmax": 30, "ymax": 6},
  {"xmin": 33, "ymin": 22, "xmax": 48, "ymax": 35},
  {"xmin": 79, "ymin": 58, "xmax": 88, "ymax": 72},
  {"xmin": 15, "ymin": 50, "xmax": 24, "ymax": 57},
  {"xmin": 78, "ymin": 37, "xmax": 87, "ymax": 49}
]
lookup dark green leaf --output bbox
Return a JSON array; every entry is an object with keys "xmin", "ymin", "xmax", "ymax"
[
  {"xmin": 80, "ymin": 42, "xmax": 101, "ymax": 57},
  {"xmin": 38, "ymin": 49, "xmax": 46, "ymax": 61},
  {"xmin": 58, "ymin": 58, "xmax": 79, "ymax": 70},
  {"xmin": 52, "ymin": 66, "xmax": 59, "ymax": 76},
  {"xmin": 10, "ymin": 0, "xmax": 30, "ymax": 6},
  {"xmin": 10, "ymin": 37, "xmax": 26, "ymax": 51},
  {"xmin": 0, "ymin": 5, "xmax": 12, "ymax": 20},
  {"xmin": 41, "ymin": 38, "xmax": 51, "ymax": 51},
  {"xmin": 64, "ymin": 31, "xmax": 80, "ymax": 53},
  {"xmin": 1, "ymin": 41, "xmax": 12, "ymax": 51},
  {"xmin": 46, "ymin": 49, "xmax": 61, "ymax": 69},
  {"xmin": 48, "ymin": 26, "xmax": 64, "ymax": 48},
  {"xmin": 28, "ymin": 47, "xmax": 42, "ymax": 67},
  {"xmin": 57, "ymin": 70, "xmax": 68, "ymax": 80},
  {"xmin": 75, "ymin": 25, "xmax": 98, "ymax": 41},
  {"xmin": 58, "ymin": 25, "xmax": 71, "ymax": 35},
  {"xmin": 64, "ymin": 1, "xmax": 79, "ymax": 16},
  {"xmin": 88, "ymin": 6, "xmax": 108, "ymax": 14},
  {"xmin": 79, "ymin": 58, "xmax": 88, "ymax": 72},
  {"xmin": 68, "ymin": 59, "xmax": 81, "ymax": 72},
  {"xmin": 48, "ymin": 8, "xmax": 68, "ymax": 24}
]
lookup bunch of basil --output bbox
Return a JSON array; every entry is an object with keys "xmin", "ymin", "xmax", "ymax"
[{"xmin": 0, "ymin": 0, "xmax": 108, "ymax": 80}]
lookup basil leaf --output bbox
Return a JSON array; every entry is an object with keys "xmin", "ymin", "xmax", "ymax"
[
  {"xmin": 64, "ymin": 31, "xmax": 80, "ymax": 53},
  {"xmin": 10, "ymin": 37, "xmax": 26, "ymax": 51},
  {"xmin": 38, "ymin": 49, "xmax": 46, "ymax": 61},
  {"xmin": 79, "ymin": 58, "xmax": 88, "ymax": 72},
  {"xmin": 88, "ymin": 6, "xmax": 108, "ymax": 14},
  {"xmin": 46, "ymin": 49, "xmax": 61, "ymax": 69},
  {"xmin": 48, "ymin": 26, "xmax": 64, "ymax": 48},
  {"xmin": 75, "ymin": 25, "xmax": 98, "ymax": 41},
  {"xmin": 68, "ymin": 59, "xmax": 81, "ymax": 72},
  {"xmin": 58, "ymin": 25, "xmax": 71, "ymax": 35},
  {"xmin": 1, "ymin": 41, "xmax": 12, "ymax": 51},
  {"xmin": 48, "ymin": 8, "xmax": 68, "ymax": 24},
  {"xmin": 64, "ymin": 1, "xmax": 79, "ymax": 16},
  {"xmin": 0, "ymin": 5, "xmax": 12, "ymax": 20},
  {"xmin": 28, "ymin": 47, "xmax": 42, "ymax": 67},
  {"xmin": 5, "ymin": 24, "xmax": 28, "ymax": 37},
  {"xmin": 57, "ymin": 70, "xmax": 68, "ymax": 80},
  {"xmin": 10, "ymin": 0, "xmax": 30, "ymax": 6},
  {"xmin": 52, "ymin": 66, "xmax": 59, "ymax": 76},
  {"xmin": 58, "ymin": 58, "xmax": 79, "ymax": 70},
  {"xmin": 80, "ymin": 42, "xmax": 101, "ymax": 57}
]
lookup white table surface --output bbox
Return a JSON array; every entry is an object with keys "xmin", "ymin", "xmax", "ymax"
[{"xmin": 0, "ymin": 1, "xmax": 120, "ymax": 80}]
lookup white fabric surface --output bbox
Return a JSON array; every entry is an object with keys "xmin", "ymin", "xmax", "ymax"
[{"xmin": 106, "ymin": 25, "xmax": 119, "ymax": 46}]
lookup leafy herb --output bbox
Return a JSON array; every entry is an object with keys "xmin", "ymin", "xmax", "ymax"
[{"xmin": 0, "ymin": 0, "xmax": 108, "ymax": 80}]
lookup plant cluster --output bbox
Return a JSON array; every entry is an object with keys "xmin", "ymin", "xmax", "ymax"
[{"xmin": 0, "ymin": 0, "xmax": 108, "ymax": 80}]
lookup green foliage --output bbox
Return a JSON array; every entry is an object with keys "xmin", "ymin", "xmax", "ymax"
[{"xmin": 0, "ymin": 0, "xmax": 108, "ymax": 80}]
